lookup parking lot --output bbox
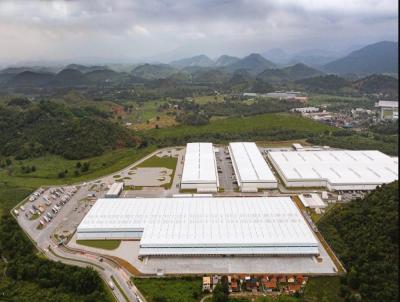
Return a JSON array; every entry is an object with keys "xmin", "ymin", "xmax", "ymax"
[{"xmin": 215, "ymin": 146, "xmax": 237, "ymax": 192}]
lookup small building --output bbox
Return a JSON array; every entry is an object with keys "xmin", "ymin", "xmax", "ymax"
[
  {"xmin": 288, "ymin": 284, "xmax": 302, "ymax": 293},
  {"xmin": 299, "ymin": 193, "xmax": 327, "ymax": 209},
  {"xmin": 292, "ymin": 143, "xmax": 304, "ymax": 151},
  {"xmin": 203, "ymin": 276, "xmax": 211, "ymax": 292},
  {"xmin": 105, "ymin": 182, "xmax": 124, "ymax": 198},
  {"xmin": 375, "ymin": 100, "xmax": 399, "ymax": 120},
  {"xmin": 292, "ymin": 107, "xmax": 320, "ymax": 114}
]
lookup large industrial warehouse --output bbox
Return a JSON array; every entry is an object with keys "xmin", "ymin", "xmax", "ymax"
[
  {"xmin": 268, "ymin": 150, "xmax": 398, "ymax": 190},
  {"xmin": 180, "ymin": 142, "xmax": 219, "ymax": 192},
  {"xmin": 229, "ymin": 142, "xmax": 277, "ymax": 192},
  {"xmin": 77, "ymin": 197, "xmax": 319, "ymax": 257}
]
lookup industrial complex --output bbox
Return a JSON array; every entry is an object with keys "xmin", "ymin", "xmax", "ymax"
[
  {"xmin": 180, "ymin": 142, "xmax": 219, "ymax": 192},
  {"xmin": 229, "ymin": 142, "xmax": 277, "ymax": 192},
  {"xmin": 268, "ymin": 150, "xmax": 398, "ymax": 190},
  {"xmin": 77, "ymin": 196, "xmax": 319, "ymax": 257},
  {"xmin": 14, "ymin": 142, "xmax": 398, "ymax": 285}
]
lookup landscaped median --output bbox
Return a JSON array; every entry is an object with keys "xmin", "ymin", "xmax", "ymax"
[{"xmin": 76, "ymin": 240, "xmax": 121, "ymax": 250}]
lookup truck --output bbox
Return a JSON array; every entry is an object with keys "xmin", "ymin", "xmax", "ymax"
[{"xmin": 108, "ymin": 280, "xmax": 115, "ymax": 290}]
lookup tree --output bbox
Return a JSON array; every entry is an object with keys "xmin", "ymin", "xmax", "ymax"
[
  {"xmin": 212, "ymin": 283, "xmax": 229, "ymax": 302},
  {"xmin": 58, "ymin": 171, "xmax": 66, "ymax": 178},
  {"xmin": 76, "ymin": 162, "xmax": 82, "ymax": 168}
]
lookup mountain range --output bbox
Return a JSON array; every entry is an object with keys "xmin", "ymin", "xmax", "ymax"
[{"xmin": 0, "ymin": 41, "xmax": 397, "ymax": 89}]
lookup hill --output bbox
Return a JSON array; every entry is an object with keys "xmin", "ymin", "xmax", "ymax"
[
  {"xmin": 296, "ymin": 74, "xmax": 352, "ymax": 94},
  {"xmin": 0, "ymin": 100, "xmax": 139, "ymax": 159},
  {"xmin": 5, "ymin": 71, "xmax": 55, "ymax": 87},
  {"xmin": 131, "ymin": 64, "xmax": 179, "ymax": 79},
  {"xmin": 64, "ymin": 63, "xmax": 109, "ymax": 73},
  {"xmin": 257, "ymin": 63, "xmax": 323, "ymax": 83},
  {"xmin": 215, "ymin": 55, "xmax": 240, "ymax": 66},
  {"xmin": 170, "ymin": 55, "xmax": 214, "ymax": 68},
  {"xmin": 227, "ymin": 53, "xmax": 277, "ymax": 75},
  {"xmin": 353, "ymin": 74, "xmax": 398, "ymax": 97},
  {"xmin": 191, "ymin": 67, "xmax": 230, "ymax": 84},
  {"xmin": 318, "ymin": 181, "xmax": 398, "ymax": 302},
  {"xmin": 48, "ymin": 69, "xmax": 89, "ymax": 87},
  {"xmin": 85, "ymin": 69, "xmax": 129, "ymax": 83},
  {"xmin": 324, "ymin": 41, "xmax": 398, "ymax": 74}
]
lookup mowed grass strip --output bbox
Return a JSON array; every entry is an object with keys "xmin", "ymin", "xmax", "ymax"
[
  {"xmin": 76, "ymin": 240, "xmax": 121, "ymax": 250},
  {"xmin": 132, "ymin": 277, "xmax": 203, "ymax": 302}
]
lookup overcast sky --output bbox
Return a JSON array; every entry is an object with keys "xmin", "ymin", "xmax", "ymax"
[{"xmin": 0, "ymin": 0, "xmax": 398, "ymax": 65}]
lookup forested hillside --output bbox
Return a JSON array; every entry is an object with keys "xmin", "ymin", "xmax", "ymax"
[
  {"xmin": 0, "ymin": 99, "xmax": 139, "ymax": 159},
  {"xmin": 318, "ymin": 181, "xmax": 398, "ymax": 302},
  {"xmin": 0, "ymin": 213, "xmax": 114, "ymax": 302}
]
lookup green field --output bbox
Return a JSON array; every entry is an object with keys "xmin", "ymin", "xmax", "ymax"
[
  {"xmin": 307, "ymin": 94, "xmax": 374, "ymax": 108},
  {"xmin": 302, "ymin": 277, "xmax": 343, "ymax": 302},
  {"xmin": 132, "ymin": 277, "xmax": 203, "ymax": 302},
  {"xmin": 146, "ymin": 113, "xmax": 333, "ymax": 145},
  {"xmin": 76, "ymin": 240, "xmax": 121, "ymax": 250},
  {"xmin": 193, "ymin": 95, "xmax": 225, "ymax": 104}
]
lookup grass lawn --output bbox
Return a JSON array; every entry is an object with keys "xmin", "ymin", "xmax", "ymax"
[
  {"xmin": 193, "ymin": 95, "xmax": 225, "ymax": 104},
  {"xmin": 76, "ymin": 240, "xmax": 121, "ymax": 250},
  {"xmin": 302, "ymin": 276, "xmax": 344, "ymax": 302},
  {"xmin": 132, "ymin": 277, "xmax": 202, "ymax": 302},
  {"xmin": 0, "ymin": 146, "xmax": 156, "ymax": 192}
]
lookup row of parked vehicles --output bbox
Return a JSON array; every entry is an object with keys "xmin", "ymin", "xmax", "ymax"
[{"xmin": 38, "ymin": 187, "xmax": 78, "ymax": 227}]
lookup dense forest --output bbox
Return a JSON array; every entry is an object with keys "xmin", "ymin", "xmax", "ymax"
[
  {"xmin": 318, "ymin": 181, "xmax": 398, "ymax": 302},
  {"xmin": 0, "ymin": 99, "xmax": 140, "ymax": 159},
  {"xmin": 0, "ymin": 214, "xmax": 113, "ymax": 302}
]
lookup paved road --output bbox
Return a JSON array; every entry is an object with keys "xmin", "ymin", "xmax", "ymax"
[{"xmin": 216, "ymin": 146, "xmax": 235, "ymax": 192}]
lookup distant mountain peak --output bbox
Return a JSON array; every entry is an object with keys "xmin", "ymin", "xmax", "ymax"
[{"xmin": 324, "ymin": 41, "xmax": 398, "ymax": 75}]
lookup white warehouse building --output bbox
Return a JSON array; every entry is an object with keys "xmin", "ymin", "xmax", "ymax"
[
  {"xmin": 77, "ymin": 197, "xmax": 319, "ymax": 257},
  {"xmin": 181, "ymin": 143, "xmax": 219, "ymax": 192},
  {"xmin": 268, "ymin": 150, "xmax": 398, "ymax": 191},
  {"xmin": 229, "ymin": 142, "xmax": 277, "ymax": 192}
]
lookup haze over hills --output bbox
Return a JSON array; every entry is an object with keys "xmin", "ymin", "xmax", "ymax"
[
  {"xmin": 1, "ymin": 41, "xmax": 398, "ymax": 89},
  {"xmin": 324, "ymin": 41, "xmax": 398, "ymax": 75}
]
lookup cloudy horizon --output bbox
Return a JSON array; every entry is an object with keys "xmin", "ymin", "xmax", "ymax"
[{"xmin": 0, "ymin": 0, "xmax": 398, "ymax": 66}]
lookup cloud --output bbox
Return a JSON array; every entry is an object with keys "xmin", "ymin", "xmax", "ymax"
[{"xmin": 0, "ymin": 0, "xmax": 397, "ymax": 65}]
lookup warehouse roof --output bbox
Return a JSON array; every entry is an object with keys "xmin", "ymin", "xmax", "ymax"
[
  {"xmin": 181, "ymin": 143, "xmax": 218, "ymax": 184},
  {"xmin": 376, "ymin": 100, "xmax": 398, "ymax": 108},
  {"xmin": 77, "ymin": 197, "xmax": 319, "ymax": 255},
  {"xmin": 269, "ymin": 150, "xmax": 398, "ymax": 185},
  {"xmin": 229, "ymin": 142, "xmax": 276, "ymax": 183}
]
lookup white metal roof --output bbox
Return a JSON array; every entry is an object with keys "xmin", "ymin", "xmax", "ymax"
[
  {"xmin": 106, "ymin": 182, "xmax": 123, "ymax": 196},
  {"xmin": 229, "ymin": 142, "xmax": 277, "ymax": 183},
  {"xmin": 181, "ymin": 143, "xmax": 218, "ymax": 184},
  {"xmin": 77, "ymin": 197, "xmax": 318, "ymax": 254},
  {"xmin": 377, "ymin": 100, "xmax": 398, "ymax": 108},
  {"xmin": 299, "ymin": 194, "xmax": 326, "ymax": 208},
  {"xmin": 269, "ymin": 150, "xmax": 398, "ymax": 186}
]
